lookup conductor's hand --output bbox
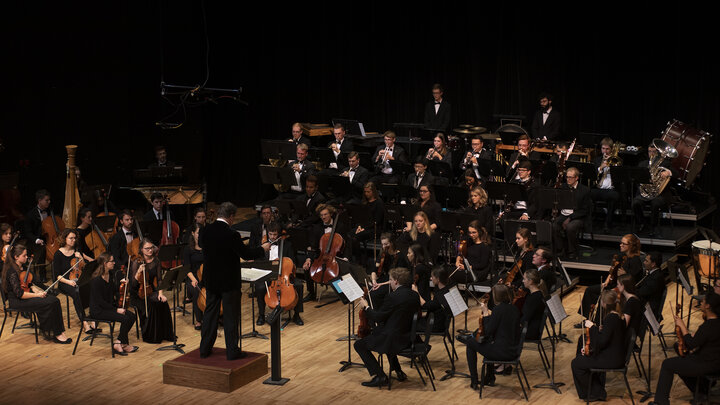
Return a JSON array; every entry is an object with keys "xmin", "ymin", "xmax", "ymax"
[{"xmin": 261, "ymin": 242, "xmax": 271, "ymax": 252}]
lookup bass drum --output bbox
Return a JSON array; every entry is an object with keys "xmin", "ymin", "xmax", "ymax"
[{"xmin": 661, "ymin": 119, "xmax": 712, "ymax": 188}]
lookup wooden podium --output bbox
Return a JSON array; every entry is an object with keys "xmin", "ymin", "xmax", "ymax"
[{"xmin": 163, "ymin": 349, "xmax": 268, "ymax": 392}]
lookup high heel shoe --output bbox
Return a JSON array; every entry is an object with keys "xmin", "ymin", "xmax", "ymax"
[{"xmin": 113, "ymin": 347, "xmax": 128, "ymax": 356}]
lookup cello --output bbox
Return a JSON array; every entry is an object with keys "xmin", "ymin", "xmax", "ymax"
[
  {"xmin": 159, "ymin": 198, "xmax": 181, "ymax": 268},
  {"xmin": 196, "ymin": 264, "xmax": 222, "ymax": 316},
  {"xmin": 41, "ymin": 208, "xmax": 65, "ymax": 262},
  {"xmin": 264, "ymin": 238, "xmax": 298, "ymax": 312},
  {"xmin": 85, "ymin": 221, "xmax": 110, "ymax": 258},
  {"xmin": 309, "ymin": 211, "xmax": 344, "ymax": 285}
]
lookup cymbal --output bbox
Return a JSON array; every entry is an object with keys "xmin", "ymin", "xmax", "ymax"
[
  {"xmin": 481, "ymin": 133, "xmax": 501, "ymax": 140},
  {"xmin": 453, "ymin": 127, "xmax": 482, "ymax": 135},
  {"xmin": 459, "ymin": 124, "xmax": 475, "ymax": 128},
  {"xmin": 470, "ymin": 126, "xmax": 487, "ymax": 133}
]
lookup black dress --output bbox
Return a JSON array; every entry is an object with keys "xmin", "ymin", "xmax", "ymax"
[
  {"xmin": 579, "ymin": 253, "xmax": 643, "ymax": 317},
  {"xmin": 53, "ymin": 250, "xmax": 90, "ymax": 323},
  {"xmin": 464, "ymin": 302, "xmax": 521, "ymax": 382},
  {"xmin": 622, "ymin": 295, "xmax": 644, "ymax": 340},
  {"xmin": 521, "ymin": 290, "xmax": 546, "ymax": 340},
  {"xmin": 183, "ymin": 245, "xmax": 204, "ymax": 324},
  {"xmin": 3, "ymin": 266, "xmax": 65, "ymax": 336},
  {"xmin": 129, "ymin": 259, "xmax": 174, "ymax": 343},
  {"xmin": 89, "ymin": 275, "xmax": 136, "ymax": 345},
  {"xmin": 452, "ymin": 240, "xmax": 492, "ymax": 286},
  {"xmin": 75, "ymin": 226, "xmax": 95, "ymax": 259}
]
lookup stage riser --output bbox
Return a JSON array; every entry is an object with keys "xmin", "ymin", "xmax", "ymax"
[{"xmin": 163, "ymin": 350, "xmax": 268, "ymax": 393}]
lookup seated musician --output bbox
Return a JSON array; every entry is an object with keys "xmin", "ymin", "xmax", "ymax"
[
  {"xmin": 521, "ymin": 269, "xmax": 548, "ymax": 342},
  {"xmin": 616, "ymin": 274, "xmax": 645, "ymax": 340},
  {"xmin": 301, "ymin": 204, "xmax": 348, "ymax": 302},
  {"xmin": 354, "ymin": 267, "xmax": 420, "ymax": 387},
  {"xmin": 457, "ymin": 168, "xmax": 482, "ymax": 191},
  {"xmin": 426, "ymin": 132, "xmax": 453, "ymax": 178},
  {"xmin": 286, "ymin": 143, "xmax": 317, "ymax": 196},
  {"xmin": 340, "ymin": 152, "xmax": 369, "ymax": 203},
  {"xmin": 398, "ymin": 211, "xmax": 440, "ymax": 262},
  {"xmin": 453, "ymin": 220, "xmax": 492, "ymax": 286},
  {"xmin": 457, "ymin": 284, "xmax": 521, "ymax": 388},
  {"xmin": 461, "ymin": 135, "xmax": 493, "ymax": 182},
  {"xmin": 407, "ymin": 243, "xmax": 431, "ymax": 302},
  {"xmin": 182, "ymin": 207, "xmax": 206, "ymax": 246},
  {"xmin": 2, "ymin": 244, "xmax": 71, "ymax": 344},
  {"xmin": 577, "ymin": 234, "xmax": 643, "ymax": 324},
  {"xmin": 183, "ymin": 223, "xmax": 204, "ymax": 330},
  {"xmin": 501, "ymin": 161, "xmax": 539, "ymax": 221},
  {"xmin": 636, "ymin": 251, "xmax": 667, "ymax": 318},
  {"xmin": 349, "ymin": 182, "xmax": 384, "ymax": 263},
  {"xmin": 53, "ymin": 228, "xmax": 97, "ymax": 334},
  {"xmin": 248, "ymin": 205, "xmax": 274, "ymax": 247},
  {"xmin": 648, "ymin": 291, "xmax": 720, "ymax": 405},
  {"xmin": 571, "ymin": 290, "xmax": 627, "ymax": 402},
  {"xmin": 500, "ymin": 228, "xmax": 535, "ymax": 288},
  {"xmin": 142, "ymin": 192, "xmax": 166, "ymax": 221},
  {"xmin": 22, "ymin": 189, "xmax": 52, "ymax": 282},
  {"xmin": 465, "ymin": 186, "xmax": 494, "ymax": 237},
  {"xmin": 531, "ymin": 246, "xmax": 558, "ymax": 293},
  {"xmin": 295, "ymin": 175, "xmax": 326, "ymax": 228},
  {"xmin": 370, "ymin": 131, "xmax": 408, "ymax": 185},
  {"xmin": 591, "ymin": 137, "xmax": 621, "ymax": 232},
  {"xmin": 368, "ymin": 233, "xmax": 401, "ymax": 309},
  {"xmin": 254, "ymin": 222, "xmax": 304, "ymax": 326},
  {"xmin": 551, "ymin": 167, "xmax": 591, "ymax": 260},
  {"xmin": 108, "ymin": 210, "xmax": 136, "ymax": 269},
  {"xmin": 89, "ymin": 252, "xmax": 138, "ymax": 355},
  {"xmin": 129, "ymin": 239, "xmax": 174, "ymax": 343},
  {"xmin": 1, "ymin": 222, "xmax": 14, "ymax": 262},
  {"xmin": 406, "ymin": 157, "xmax": 435, "ymax": 190},
  {"xmin": 88, "ymin": 190, "xmax": 119, "ymax": 218},
  {"xmin": 413, "ymin": 266, "xmax": 452, "ymax": 333},
  {"xmin": 506, "ymin": 134, "xmax": 541, "ymax": 181},
  {"xmin": 407, "ymin": 184, "xmax": 441, "ymax": 231},
  {"xmin": 328, "ymin": 123, "xmax": 354, "ymax": 170},
  {"xmin": 75, "ymin": 207, "xmax": 96, "ymax": 259},
  {"xmin": 288, "ymin": 122, "xmax": 311, "ymax": 147},
  {"xmin": 148, "ymin": 144, "xmax": 175, "ymax": 168},
  {"xmin": 632, "ymin": 141, "xmax": 676, "ymax": 236}
]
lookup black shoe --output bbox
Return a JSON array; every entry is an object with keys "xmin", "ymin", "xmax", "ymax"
[
  {"xmin": 85, "ymin": 327, "xmax": 103, "ymax": 335},
  {"xmin": 470, "ymin": 381, "xmax": 479, "ymax": 390},
  {"xmin": 256, "ymin": 315, "xmax": 265, "ymax": 326},
  {"xmin": 394, "ymin": 370, "xmax": 407, "ymax": 382},
  {"xmin": 113, "ymin": 348, "xmax": 128, "ymax": 356},
  {"xmin": 293, "ymin": 313, "xmax": 304, "ymax": 326},
  {"xmin": 574, "ymin": 322, "xmax": 583, "ymax": 329},
  {"xmin": 456, "ymin": 334, "xmax": 471, "ymax": 345},
  {"xmin": 125, "ymin": 345, "xmax": 139, "ymax": 353},
  {"xmin": 53, "ymin": 337, "xmax": 72, "ymax": 344},
  {"xmin": 361, "ymin": 374, "xmax": 388, "ymax": 387},
  {"xmin": 482, "ymin": 375, "xmax": 496, "ymax": 386},
  {"xmin": 586, "ymin": 396, "xmax": 606, "ymax": 402},
  {"xmin": 302, "ymin": 294, "xmax": 316, "ymax": 303},
  {"xmin": 194, "ymin": 324, "xmax": 202, "ymax": 330},
  {"xmin": 502, "ymin": 365, "xmax": 513, "ymax": 375}
]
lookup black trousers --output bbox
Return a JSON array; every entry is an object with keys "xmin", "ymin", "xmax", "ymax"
[
  {"xmin": 200, "ymin": 289, "xmax": 242, "ymax": 360},
  {"xmin": 652, "ymin": 356, "xmax": 719, "ymax": 405},
  {"xmin": 9, "ymin": 296, "xmax": 64, "ymax": 335},
  {"xmin": 57, "ymin": 282, "xmax": 85, "ymax": 324},
  {"xmin": 353, "ymin": 338, "xmax": 401, "ymax": 377},
  {"xmin": 632, "ymin": 191, "xmax": 671, "ymax": 227},
  {"xmin": 591, "ymin": 188, "xmax": 620, "ymax": 227},
  {"xmin": 91, "ymin": 309, "xmax": 136, "ymax": 345},
  {"xmin": 552, "ymin": 214, "xmax": 584, "ymax": 256}
]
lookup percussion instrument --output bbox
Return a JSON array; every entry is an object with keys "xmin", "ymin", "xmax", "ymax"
[
  {"xmin": 661, "ymin": 119, "xmax": 712, "ymax": 188},
  {"xmin": 692, "ymin": 240, "xmax": 720, "ymax": 278}
]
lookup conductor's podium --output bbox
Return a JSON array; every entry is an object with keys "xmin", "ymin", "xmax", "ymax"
[{"xmin": 163, "ymin": 349, "xmax": 268, "ymax": 392}]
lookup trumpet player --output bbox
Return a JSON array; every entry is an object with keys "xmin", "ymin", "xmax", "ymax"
[
  {"xmin": 406, "ymin": 157, "xmax": 435, "ymax": 190},
  {"xmin": 371, "ymin": 131, "xmax": 407, "ymax": 185},
  {"xmin": 591, "ymin": 138, "xmax": 621, "ymax": 232},
  {"xmin": 288, "ymin": 144, "xmax": 316, "ymax": 195},
  {"xmin": 340, "ymin": 152, "xmax": 369, "ymax": 203},
  {"xmin": 328, "ymin": 123, "xmax": 353, "ymax": 170},
  {"xmin": 632, "ymin": 141, "xmax": 676, "ymax": 237},
  {"xmin": 460, "ymin": 135, "xmax": 492, "ymax": 180}
]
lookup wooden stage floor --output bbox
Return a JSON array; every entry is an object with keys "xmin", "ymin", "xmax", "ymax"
[{"xmin": 0, "ymin": 279, "xmax": 706, "ymax": 405}]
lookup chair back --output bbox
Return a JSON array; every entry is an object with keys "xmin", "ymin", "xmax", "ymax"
[
  {"xmin": 515, "ymin": 321, "xmax": 528, "ymax": 358},
  {"xmin": 623, "ymin": 329, "xmax": 637, "ymax": 367},
  {"xmin": 408, "ymin": 312, "xmax": 419, "ymax": 351},
  {"xmin": 422, "ymin": 312, "xmax": 434, "ymax": 345}
]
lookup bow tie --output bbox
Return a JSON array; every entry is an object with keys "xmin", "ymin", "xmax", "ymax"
[
  {"xmin": 125, "ymin": 232, "xmax": 133, "ymax": 236},
  {"xmin": 543, "ymin": 111, "xmax": 549, "ymax": 115},
  {"xmin": 349, "ymin": 168, "xmax": 356, "ymax": 172},
  {"xmin": 324, "ymin": 224, "xmax": 333, "ymax": 228},
  {"xmin": 434, "ymin": 101, "xmax": 440, "ymax": 104}
]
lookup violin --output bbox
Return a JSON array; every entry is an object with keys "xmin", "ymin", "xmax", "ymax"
[
  {"xmin": 126, "ymin": 214, "xmax": 142, "ymax": 261},
  {"xmin": 473, "ymin": 293, "xmax": 491, "ymax": 341},
  {"xmin": 670, "ymin": 302, "xmax": 688, "ymax": 357},
  {"xmin": 136, "ymin": 257, "xmax": 156, "ymax": 300},
  {"xmin": 603, "ymin": 254, "xmax": 626, "ymax": 290},
  {"xmin": 264, "ymin": 239, "xmax": 298, "ymax": 311},
  {"xmin": 160, "ymin": 200, "xmax": 181, "ymax": 268},
  {"xmin": 196, "ymin": 264, "xmax": 222, "ymax": 315},
  {"xmin": 19, "ymin": 255, "xmax": 35, "ymax": 293},
  {"xmin": 582, "ymin": 303, "xmax": 596, "ymax": 357},
  {"xmin": 69, "ymin": 254, "xmax": 86, "ymax": 282},
  {"xmin": 504, "ymin": 257, "xmax": 523, "ymax": 286},
  {"xmin": 41, "ymin": 208, "xmax": 65, "ymax": 262},
  {"xmin": 117, "ymin": 262, "xmax": 130, "ymax": 308},
  {"xmin": 309, "ymin": 211, "xmax": 344, "ymax": 284}
]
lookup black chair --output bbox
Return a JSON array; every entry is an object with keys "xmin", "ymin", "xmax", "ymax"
[
  {"xmin": 480, "ymin": 322, "xmax": 531, "ymax": 401},
  {"xmin": 523, "ymin": 310, "xmax": 551, "ymax": 378},
  {"xmin": 694, "ymin": 372, "xmax": 720, "ymax": 405},
  {"xmin": 0, "ymin": 287, "xmax": 40, "ymax": 343},
  {"xmin": 425, "ymin": 310, "xmax": 458, "ymax": 369},
  {"xmin": 384, "ymin": 313, "xmax": 436, "ymax": 391},
  {"xmin": 586, "ymin": 329, "xmax": 637, "ymax": 405},
  {"xmin": 71, "ymin": 296, "xmax": 117, "ymax": 357}
]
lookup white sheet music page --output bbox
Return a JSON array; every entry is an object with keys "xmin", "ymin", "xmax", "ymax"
[
  {"xmin": 444, "ymin": 286, "xmax": 469, "ymax": 317},
  {"xmin": 337, "ymin": 274, "xmax": 365, "ymax": 302},
  {"xmin": 546, "ymin": 294, "xmax": 568, "ymax": 324},
  {"xmin": 241, "ymin": 267, "xmax": 272, "ymax": 282}
]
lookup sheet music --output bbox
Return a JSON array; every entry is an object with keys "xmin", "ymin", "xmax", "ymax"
[
  {"xmin": 337, "ymin": 274, "xmax": 364, "ymax": 302},
  {"xmin": 677, "ymin": 268, "xmax": 693, "ymax": 296},
  {"xmin": 545, "ymin": 294, "xmax": 568, "ymax": 324},
  {"xmin": 444, "ymin": 286, "xmax": 468, "ymax": 317},
  {"xmin": 644, "ymin": 302, "xmax": 660, "ymax": 336},
  {"xmin": 241, "ymin": 267, "xmax": 272, "ymax": 282}
]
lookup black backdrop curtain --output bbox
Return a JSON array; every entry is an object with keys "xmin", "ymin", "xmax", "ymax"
[{"xmin": 4, "ymin": 1, "xmax": 718, "ymax": 212}]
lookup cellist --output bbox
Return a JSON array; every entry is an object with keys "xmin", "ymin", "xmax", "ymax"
[
  {"xmin": 22, "ymin": 189, "xmax": 51, "ymax": 282},
  {"xmin": 254, "ymin": 222, "xmax": 304, "ymax": 326},
  {"xmin": 301, "ymin": 204, "xmax": 349, "ymax": 302}
]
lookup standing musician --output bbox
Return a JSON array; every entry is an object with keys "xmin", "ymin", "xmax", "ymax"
[
  {"xmin": 199, "ymin": 202, "xmax": 269, "ymax": 359},
  {"xmin": 531, "ymin": 92, "xmax": 561, "ymax": 140},
  {"xmin": 354, "ymin": 267, "xmax": 420, "ymax": 387},
  {"xmin": 465, "ymin": 186, "xmax": 494, "ymax": 237},
  {"xmin": 532, "ymin": 247, "xmax": 558, "ymax": 294},
  {"xmin": 2, "ymin": 244, "xmax": 71, "ymax": 344},
  {"xmin": 89, "ymin": 252, "xmax": 138, "ymax": 356},
  {"xmin": 371, "ymin": 131, "xmax": 408, "ymax": 185},
  {"xmin": 398, "ymin": 211, "xmax": 441, "ymax": 263},
  {"xmin": 75, "ymin": 207, "xmax": 96, "ymax": 259},
  {"xmin": 288, "ymin": 122, "xmax": 311, "ymax": 147},
  {"xmin": 22, "ymin": 189, "xmax": 52, "ymax": 282},
  {"xmin": 53, "ymin": 228, "xmax": 97, "ymax": 334},
  {"xmin": 287, "ymin": 144, "xmax": 316, "ymax": 195},
  {"xmin": 457, "ymin": 284, "xmax": 520, "ymax": 389},
  {"xmin": 301, "ymin": 204, "xmax": 348, "ymax": 302},
  {"xmin": 648, "ymin": 291, "xmax": 720, "ymax": 405},
  {"xmin": 413, "ymin": 266, "xmax": 452, "ymax": 333},
  {"xmin": 340, "ymin": 152, "xmax": 370, "ymax": 203},
  {"xmin": 503, "ymin": 161, "xmax": 539, "ymax": 221},
  {"xmin": 328, "ymin": 123, "xmax": 354, "ymax": 170},
  {"xmin": 183, "ymin": 223, "xmax": 204, "ymax": 330},
  {"xmin": 406, "ymin": 243, "xmax": 431, "ymax": 302},
  {"xmin": 142, "ymin": 192, "xmax": 166, "ymax": 221},
  {"xmin": 129, "ymin": 239, "xmax": 173, "ymax": 343},
  {"xmin": 453, "ymin": 220, "xmax": 492, "ymax": 286},
  {"xmin": 551, "ymin": 167, "xmax": 592, "ymax": 261},
  {"xmin": 591, "ymin": 137, "xmax": 621, "ymax": 232},
  {"xmin": 636, "ymin": 251, "xmax": 667, "ymax": 318},
  {"xmin": 182, "ymin": 207, "xmax": 206, "ymax": 246},
  {"xmin": 368, "ymin": 233, "xmax": 401, "ymax": 309},
  {"xmin": 254, "ymin": 222, "xmax": 304, "ymax": 326},
  {"xmin": 616, "ymin": 274, "xmax": 644, "ymax": 339},
  {"xmin": 460, "ymin": 135, "xmax": 493, "ymax": 182},
  {"xmin": 408, "ymin": 184, "xmax": 441, "ymax": 231},
  {"xmin": 577, "ymin": 234, "xmax": 643, "ymax": 322},
  {"xmin": 571, "ymin": 290, "xmax": 627, "ymax": 402},
  {"xmin": 506, "ymin": 135, "xmax": 540, "ymax": 181},
  {"xmin": 406, "ymin": 157, "xmax": 435, "ymax": 190},
  {"xmin": 108, "ymin": 210, "xmax": 136, "ymax": 267},
  {"xmin": 632, "ymin": 141, "xmax": 676, "ymax": 236},
  {"xmin": 423, "ymin": 83, "xmax": 452, "ymax": 133}
]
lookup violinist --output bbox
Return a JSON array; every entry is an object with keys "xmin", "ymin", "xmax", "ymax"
[
  {"xmin": 354, "ymin": 267, "xmax": 420, "ymax": 387},
  {"xmin": 460, "ymin": 135, "xmax": 492, "ymax": 182},
  {"xmin": 182, "ymin": 207, "xmax": 206, "ymax": 246},
  {"xmin": 635, "ymin": 251, "xmax": 666, "ymax": 318},
  {"xmin": 288, "ymin": 122, "xmax": 311, "ymax": 147},
  {"xmin": 406, "ymin": 157, "xmax": 434, "ymax": 191},
  {"xmin": 254, "ymin": 222, "xmax": 304, "ymax": 326},
  {"xmin": 501, "ymin": 228, "xmax": 534, "ymax": 287},
  {"xmin": 368, "ymin": 233, "xmax": 399, "ymax": 309},
  {"xmin": 398, "ymin": 211, "xmax": 440, "ymax": 263},
  {"xmin": 142, "ymin": 192, "xmax": 166, "ymax": 221},
  {"xmin": 129, "ymin": 239, "xmax": 173, "ymax": 343},
  {"xmin": 328, "ymin": 123, "xmax": 353, "ymax": 170},
  {"xmin": 183, "ymin": 223, "xmax": 204, "ymax": 330},
  {"xmin": 349, "ymin": 182, "xmax": 384, "ymax": 264},
  {"xmin": 301, "ymin": 204, "xmax": 348, "ymax": 302},
  {"xmin": 457, "ymin": 284, "xmax": 520, "ymax": 389},
  {"xmin": 413, "ymin": 266, "xmax": 452, "ymax": 333},
  {"xmin": 453, "ymin": 221, "xmax": 492, "ymax": 286},
  {"xmin": 465, "ymin": 186, "xmax": 494, "ymax": 237},
  {"xmin": 407, "ymin": 243, "xmax": 431, "ymax": 302},
  {"xmin": 108, "ymin": 210, "xmax": 136, "ymax": 266},
  {"xmin": 1, "ymin": 244, "xmax": 71, "ymax": 344},
  {"xmin": 571, "ymin": 290, "xmax": 627, "ymax": 402},
  {"xmin": 53, "ymin": 228, "xmax": 97, "ymax": 334},
  {"xmin": 591, "ymin": 138, "xmax": 621, "ymax": 232},
  {"xmin": 503, "ymin": 161, "xmax": 539, "ymax": 221},
  {"xmin": 22, "ymin": 189, "xmax": 51, "ymax": 282},
  {"xmin": 551, "ymin": 167, "xmax": 591, "ymax": 261},
  {"xmin": 89, "ymin": 252, "xmax": 138, "ymax": 356},
  {"xmin": 1, "ymin": 222, "xmax": 13, "ymax": 262},
  {"xmin": 648, "ymin": 291, "xmax": 720, "ymax": 405},
  {"xmin": 75, "ymin": 207, "xmax": 95, "ymax": 259},
  {"xmin": 616, "ymin": 274, "xmax": 644, "ymax": 339},
  {"xmin": 407, "ymin": 184, "xmax": 441, "ymax": 231}
]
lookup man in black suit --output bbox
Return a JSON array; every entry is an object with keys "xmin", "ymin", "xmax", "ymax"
[
  {"xmin": 406, "ymin": 157, "xmax": 435, "ymax": 190},
  {"xmin": 532, "ymin": 247, "xmax": 558, "ymax": 293},
  {"xmin": 531, "ymin": 92, "xmax": 561, "ymax": 140},
  {"xmin": 288, "ymin": 122, "xmax": 311, "ymax": 147},
  {"xmin": 328, "ymin": 123, "xmax": 354, "ymax": 170},
  {"xmin": 199, "ymin": 202, "xmax": 269, "ymax": 360},
  {"xmin": 22, "ymin": 189, "xmax": 51, "ymax": 282},
  {"xmin": 506, "ymin": 134, "xmax": 542, "ymax": 181},
  {"xmin": 370, "ymin": 131, "xmax": 408, "ymax": 186},
  {"xmin": 301, "ymin": 204, "xmax": 349, "ymax": 301},
  {"xmin": 296, "ymin": 175, "xmax": 326, "ymax": 228},
  {"xmin": 460, "ymin": 135, "xmax": 493, "ymax": 181},
  {"xmin": 285, "ymin": 144, "xmax": 316, "ymax": 197},
  {"xmin": 247, "ymin": 205, "xmax": 274, "ymax": 248},
  {"xmin": 423, "ymin": 83, "xmax": 452, "ymax": 134},
  {"xmin": 632, "ymin": 142, "xmax": 676, "ymax": 236},
  {"xmin": 505, "ymin": 161, "xmax": 540, "ymax": 221},
  {"xmin": 552, "ymin": 167, "xmax": 592, "ymax": 260},
  {"xmin": 354, "ymin": 267, "xmax": 420, "ymax": 386},
  {"xmin": 148, "ymin": 145, "xmax": 176, "ymax": 168},
  {"xmin": 108, "ymin": 210, "xmax": 137, "ymax": 267},
  {"xmin": 636, "ymin": 251, "xmax": 666, "ymax": 318},
  {"xmin": 340, "ymin": 152, "xmax": 369, "ymax": 203},
  {"xmin": 142, "ymin": 192, "xmax": 166, "ymax": 221}
]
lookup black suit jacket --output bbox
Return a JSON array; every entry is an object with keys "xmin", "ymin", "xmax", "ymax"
[
  {"xmin": 364, "ymin": 285, "xmax": 420, "ymax": 355},
  {"xmin": 328, "ymin": 138, "xmax": 354, "ymax": 169},
  {"xmin": 563, "ymin": 183, "xmax": 592, "ymax": 221},
  {"xmin": 406, "ymin": 172, "xmax": 435, "ymax": 189},
  {"xmin": 479, "ymin": 302, "xmax": 521, "ymax": 360},
  {"xmin": 423, "ymin": 100, "xmax": 452, "ymax": 132},
  {"xmin": 372, "ymin": 144, "xmax": 408, "ymax": 173},
  {"xmin": 531, "ymin": 109, "xmax": 561, "ymax": 140},
  {"xmin": 296, "ymin": 191, "xmax": 326, "ymax": 228},
  {"xmin": 347, "ymin": 165, "xmax": 370, "ymax": 200},
  {"xmin": 142, "ymin": 209, "xmax": 162, "ymax": 221},
  {"xmin": 289, "ymin": 136, "xmax": 311, "ymax": 147},
  {"xmin": 635, "ymin": 268, "xmax": 666, "ymax": 317},
  {"xmin": 289, "ymin": 159, "xmax": 317, "ymax": 191},
  {"xmin": 23, "ymin": 206, "xmax": 44, "ymax": 242},
  {"xmin": 201, "ymin": 220, "xmax": 265, "ymax": 293},
  {"xmin": 108, "ymin": 229, "xmax": 135, "ymax": 266}
]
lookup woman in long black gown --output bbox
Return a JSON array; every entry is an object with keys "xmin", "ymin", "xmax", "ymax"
[
  {"xmin": 183, "ymin": 223, "xmax": 204, "ymax": 330},
  {"xmin": 453, "ymin": 220, "xmax": 492, "ymax": 286},
  {"xmin": 129, "ymin": 239, "xmax": 173, "ymax": 343}
]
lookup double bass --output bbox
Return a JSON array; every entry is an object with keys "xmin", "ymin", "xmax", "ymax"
[
  {"xmin": 196, "ymin": 264, "xmax": 222, "ymax": 316},
  {"xmin": 309, "ymin": 211, "xmax": 344, "ymax": 284},
  {"xmin": 264, "ymin": 238, "xmax": 298, "ymax": 312},
  {"xmin": 159, "ymin": 199, "xmax": 181, "ymax": 268},
  {"xmin": 41, "ymin": 208, "xmax": 65, "ymax": 262},
  {"xmin": 95, "ymin": 188, "xmax": 118, "ymax": 241}
]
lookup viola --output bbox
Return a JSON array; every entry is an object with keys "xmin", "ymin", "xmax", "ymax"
[
  {"xmin": 69, "ymin": 254, "xmax": 86, "ymax": 282},
  {"xmin": 473, "ymin": 293, "xmax": 491, "ymax": 341},
  {"xmin": 136, "ymin": 257, "xmax": 156, "ymax": 300},
  {"xmin": 309, "ymin": 212, "xmax": 344, "ymax": 284},
  {"xmin": 19, "ymin": 255, "xmax": 35, "ymax": 293},
  {"xmin": 603, "ymin": 254, "xmax": 626, "ymax": 290},
  {"xmin": 196, "ymin": 264, "xmax": 222, "ymax": 315},
  {"xmin": 670, "ymin": 302, "xmax": 688, "ymax": 357},
  {"xmin": 504, "ymin": 256, "xmax": 523, "ymax": 286},
  {"xmin": 583, "ymin": 303, "xmax": 596, "ymax": 357},
  {"xmin": 41, "ymin": 209, "xmax": 65, "ymax": 262},
  {"xmin": 265, "ymin": 239, "xmax": 298, "ymax": 311}
]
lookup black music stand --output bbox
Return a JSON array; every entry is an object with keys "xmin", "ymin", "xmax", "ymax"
[
  {"xmin": 307, "ymin": 147, "xmax": 334, "ymax": 168},
  {"xmin": 610, "ymin": 166, "xmax": 651, "ymax": 232},
  {"xmin": 434, "ymin": 185, "xmax": 468, "ymax": 209},
  {"xmin": 377, "ymin": 183, "xmax": 400, "ymax": 203},
  {"xmin": 570, "ymin": 162, "xmax": 596, "ymax": 187},
  {"xmin": 537, "ymin": 187, "xmax": 575, "ymax": 220},
  {"xmin": 156, "ymin": 265, "xmax": 189, "ymax": 354},
  {"xmin": 530, "ymin": 159, "xmax": 558, "ymax": 186},
  {"xmin": 395, "ymin": 184, "xmax": 417, "ymax": 203},
  {"xmin": 323, "ymin": 174, "xmax": 352, "ymax": 200},
  {"xmin": 261, "ymin": 139, "xmax": 297, "ymax": 162},
  {"xmin": 332, "ymin": 259, "xmax": 369, "ymax": 372},
  {"xmin": 485, "ymin": 182, "xmax": 527, "ymax": 214},
  {"xmin": 288, "ymin": 200, "xmax": 312, "ymax": 221},
  {"xmin": 344, "ymin": 204, "xmax": 372, "ymax": 229},
  {"xmin": 383, "ymin": 204, "xmax": 405, "ymax": 230},
  {"xmin": 534, "ymin": 302, "xmax": 568, "ymax": 393},
  {"xmin": 439, "ymin": 211, "xmax": 477, "ymax": 234},
  {"xmin": 393, "ymin": 122, "xmax": 425, "ymax": 140},
  {"xmin": 473, "ymin": 159, "xmax": 493, "ymax": 179},
  {"xmin": 427, "ymin": 160, "xmax": 453, "ymax": 179},
  {"xmin": 332, "ymin": 118, "xmax": 364, "ymax": 136},
  {"xmin": 577, "ymin": 132, "xmax": 609, "ymax": 150},
  {"xmin": 258, "ymin": 165, "xmax": 295, "ymax": 190},
  {"xmin": 389, "ymin": 160, "xmax": 412, "ymax": 178}
]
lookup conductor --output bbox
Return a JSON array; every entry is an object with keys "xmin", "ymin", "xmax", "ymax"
[{"xmin": 199, "ymin": 202, "xmax": 270, "ymax": 360}]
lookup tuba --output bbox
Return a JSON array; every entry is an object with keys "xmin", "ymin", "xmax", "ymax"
[{"xmin": 639, "ymin": 138, "xmax": 678, "ymax": 198}]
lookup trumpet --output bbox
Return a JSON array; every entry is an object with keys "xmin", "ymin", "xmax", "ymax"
[
  {"xmin": 379, "ymin": 147, "xmax": 390, "ymax": 164},
  {"xmin": 425, "ymin": 148, "xmax": 436, "ymax": 160},
  {"xmin": 329, "ymin": 143, "xmax": 340, "ymax": 153}
]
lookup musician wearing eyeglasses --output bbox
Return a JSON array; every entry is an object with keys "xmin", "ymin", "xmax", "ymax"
[
  {"xmin": 340, "ymin": 152, "xmax": 369, "ymax": 203},
  {"xmin": 632, "ymin": 141, "xmax": 676, "ymax": 237},
  {"xmin": 502, "ymin": 161, "xmax": 539, "ymax": 221},
  {"xmin": 506, "ymin": 135, "xmax": 540, "ymax": 181},
  {"xmin": 288, "ymin": 122, "xmax": 311, "ymax": 147},
  {"xmin": 371, "ymin": 131, "xmax": 407, "ymax": 185},
  {"xmin": 328, "ymin": 123, "xmax": 354, "ymax": 170},
  {"xmin": 552, "ymin": 167, "xmax": 592, "ymax": 261},
  {"xmin": 406, "ymin": 157, "xmax": 435, "ymax": 190},
  {"xmin": 591, "ymin": 138, "xmax": 621, "ymax": 232},
  {"xmin": 287, "ymin": 144, "xmax": 317, "ymax": 195},
  {"xmin": 423, "ymin": 83, "xmax": 452, "ymax": 133},
  {"xmin": 461, "ymin": 135, "xmax": 492, "ymax": 181}
]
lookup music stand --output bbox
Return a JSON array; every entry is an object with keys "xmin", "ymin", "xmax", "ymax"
[
  {"xmin": 288, "ymin": 200, "xmax": 311, "ymax": 221},
  {"xmin": 307, "ymin": 147, "xmax": 334, "ymax": 168},
  {"xmin": 427, "ymin": 160, "xmax": 453, "ymax": 178},
  {"xmin": 434, "ymin": 185, "xmax": 468, "ymax": 210},
  {"xmin": 157, "ymin": 265, "xmax": 188, "ymax": 354},
  {"xmin": 569, "ymin": 162, "xmax": 596, "ymax": 187},
  {"xmin": 324, "ymin": 175, "xmax": 352, "ymax": 199},
  {"xmin": 378, "ymin": 183, "xmax": 401, "ymax": 203},
  {"xmin": 258, "ymin": 165, "xmax": 295, "ymax": 190},
  {"xmin": 474, "ymin": 159, "xmax": 493, "ymax": 179},
  {"xmin": 530, "ymin": 159, "xmax": 558, "ymax": 186},
  {"xmin": 242, "ymin": 261, "xmax": 276, "ymax": 340},
  {"xmin": 485, "ymin": 182, "xmax": 527, "ymax": 210},
  {"xmin": 332, "ymin": 259, "xmax": 369, "ymax": 372},
  {"xmin": 332, "ymin": 118, "xmax": 364, "ymax": 136},
  {"xmin": 344, "ymin": 204, "xmax": 373, "ymax": 229},
  {"xmin": 261, "ymin": 139, "xmax": 297, "ymax": 162},
  {"xmin": 439, "ymin": 211, "xmax": 477, "ymax": 234},
  {"xmin": 577, "ymin": 132, "xmax": 609, "ymax": 150},
  {"xmin": 383, "ymin": 204, "xmax": 405, "ymax": 230},
  {"xmin": 395, "ymin": 184, "xmax": 418, "ymax": 203},
  {"xmin": 389, "ymin": 160, "xmax": 412, "ymax": 178},
  {"xmin": 537, "ymin": 187, "xmax": 575, "ymax": 218}
]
